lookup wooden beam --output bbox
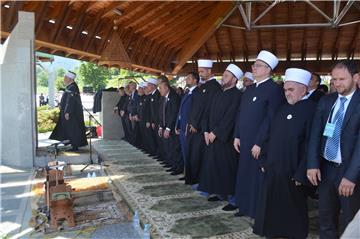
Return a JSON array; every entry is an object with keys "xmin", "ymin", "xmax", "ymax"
[
  {"xmin": 172, "ymin": 2, "xmax": 234, "ymax": 74},
  {"xmin": 331, "ymin": 28, "xmax": 341, "ymax": 60},
  {"xmin": 301, "ymin": 4, "xmax": 309, "ymax": 61},
  {"xmin": 51, "ymin": 2, "xmax": 71, "ymax": 43},
  {"xmin": 138, "ymin": 39, "xmax": 153, "ymax": 65},
  {"xmin": 143, "ymin": 2, "xmax": 208, "ymax": 39},
  {"xmin": 5, "ymin": 1, "xmax": 24, "ymax": 32},
  {"xmin": 347, "ymin": 24, "xmax": 360, "ymax": 58},
  {"xmin": 84, "ymin": 14, "xmax": 110, "ymax": 52},
  {"xmin": 226, "ymin": 28, "xmax": 235, "ymax": 61},
  {"xmin": 99, "ymin": 1, "xmax": 127, "ymax": 18},
  {"xmin": 154, "ymin": 3, "xmax": 212, "ymax": 43},
  {"xmin": 97, "ymin": 26, "xmax": 114, "ymax": 55},
  {"xmin": 153, "ymin": 45, "xmax": 167, "ymax": 68},
  {"xmin": 121, "ymin": 2, "xmax": 163, "ymax": 28},
  {"xmin": 69, "ymin": 2, "xmax": 91, "ymax": 48},
  {"xmin": 129, "ymin": 35, "xmax": 145, "ymax": 63},
  {"xmin": 286, "ymin": 3, "xmax": 291, "ymax": 61},
  {"xmin": 135, "ymin": 2, "xmax": 186, "ymax": 34},
  {"xmin": 35, "ymin": 1, "xmax": 48, "ymax": 36}
]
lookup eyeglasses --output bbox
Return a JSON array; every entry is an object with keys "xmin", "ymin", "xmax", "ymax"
[{"xmin": 252, "ymin": 63, "xmax": 269, "ymax": 68}]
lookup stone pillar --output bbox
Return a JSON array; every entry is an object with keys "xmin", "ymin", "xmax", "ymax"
[
  {"xmin": 101, "ymin": 92, "xmax": 124, "ymax": 140},
  {"xmin": 0, "ymin": 12, "xmax": 36, "ymax": 168}
]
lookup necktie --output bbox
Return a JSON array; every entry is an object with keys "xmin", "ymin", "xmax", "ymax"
[{"xmin": 325, "ymin": 97, "xmax": 347, "ymax": 161}]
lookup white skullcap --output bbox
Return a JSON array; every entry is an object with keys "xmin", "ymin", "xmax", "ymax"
[
  {"xmin": 147, "ymin": 78, "xmax": 158, "ymax": 85},
  {"xmin": 244, "ymin": 72, "xmax": 254, "ymax": 81},
  {"xmin": 198, "ymin": 59, "xmax": 213, "ymax": 68},
  {"xmin": 139, "ymin": 82, "xmax": 148, "ymax": 88},
  {"xmin": 285, "ymin": 68, "xmax": 312, "ymax": 86},
  {"xmin": 256, "ymin": 50, "xmax": 279, "ymax": 70},
  {"xmin": 225, "ymin": 64, "xmax": 243, "ymax": 80},
  {"xmin": 65, "ymin": 71, "xmax": 76, "ymax": 80}
]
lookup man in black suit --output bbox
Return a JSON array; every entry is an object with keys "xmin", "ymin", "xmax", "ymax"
[
  {"xmin": 307, "ymin": 73, "xmax": 325, "ymax": 102},
  {"xmin": 307, "ymin": 60, "xmax": 360, "ymax": 238},
  {"xmin": 158, "ymin": 80, "xmax": 183, "ymax": 175}
]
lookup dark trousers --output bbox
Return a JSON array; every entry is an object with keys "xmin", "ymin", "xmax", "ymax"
[{"xmin": 319, "ymin": 162, "xmax": 360, "ymax": 239}]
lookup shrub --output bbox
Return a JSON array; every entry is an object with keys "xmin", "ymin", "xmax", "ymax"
[{"xmin": 37, "ymin": 106, "xmax": 60, "ymax": 133}]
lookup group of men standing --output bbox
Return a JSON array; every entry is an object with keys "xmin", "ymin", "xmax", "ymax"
[{"xmin": 115, "ymin": 50, "xmax": 360, "ymax": 239}]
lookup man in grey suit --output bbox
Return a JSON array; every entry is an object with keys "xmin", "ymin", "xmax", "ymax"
[{"xmin": 307, "ymin": 60, "xmax": 360, "ymax": 238}]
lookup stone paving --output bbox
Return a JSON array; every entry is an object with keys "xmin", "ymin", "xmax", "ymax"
[{"xmin": 93, "ymin": 140, "xmax": 320, "ymax": 239}]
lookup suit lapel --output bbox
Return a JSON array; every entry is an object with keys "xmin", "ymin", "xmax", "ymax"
[{"xmin": 342, "ymin": 89, "xmax": 360, "ymax": 129}]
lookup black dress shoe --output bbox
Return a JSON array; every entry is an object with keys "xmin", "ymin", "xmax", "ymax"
[
  {"xmin": 163, "ymin": 165, "xmax": 172, "ymax": 168},
  {"xmin": 178, "ymin": 177, "xmax": 185, "ymax": 181},
  {"xmin": 234, "ymin": 211, "xmax": 244, "ymax": 217},
  {"xmin": 166, "ymin": 168, "xmax": 175, "ymax": 172},
  {"xmin": 207, "ymin": 196, "xmax": 221, "ymax": 202},
  {"xmin": 170, "ymin": 171, "xmax": 182, "ymax": 176},
  {"xmin": 222, "ymin": 204, "xmax": 238, "ymax": 211}
]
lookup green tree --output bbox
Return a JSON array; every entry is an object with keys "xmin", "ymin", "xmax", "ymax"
[
  {"xmin": 57, "ymin": 68, "xmax": 66, "ymax": 78},
  {"xmin": 36, "ymin": 66, "xmax": 48, "ymax": 87},
  {"xmin": 55, "ymin": 68, "xmax": 66, "ymax": 90},
  {"xmin": 78, "ymin": 62, "xmax": 109, "ymax": 91}
]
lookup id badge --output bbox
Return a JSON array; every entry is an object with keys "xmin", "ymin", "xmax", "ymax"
[{"xmin": 323, "ymin": 123, "xmax": 335, "ymax": 137}]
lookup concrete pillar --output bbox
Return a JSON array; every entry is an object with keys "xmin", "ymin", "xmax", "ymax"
[
  {"xmin": 0, "ymin": 12, "xmax": 36, "ymax": 168},
  {"xmin": 101, "ymin": 92, "xmax": 124, "ymax": 140}
]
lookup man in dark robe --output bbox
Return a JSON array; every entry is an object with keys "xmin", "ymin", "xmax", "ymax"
[
  {"xmin": 114, "ymin": 87, "xmax": 126, "ymax": 139},
  {"xmin": 146, "ymin": 78, "xmax": 161, "ymax": 157},
  {"xmin": 198, "ymin": 64, "xmax": 243, "ymax": 211},
  {"xmin": 120, "ymin": 86, "xmax": 131, "ymax": 142},
  {"xmin": 158, "ymin": 80, "xmax": 183, "ymax": 175},
  {"xmin": 50, "ymin": 71, "xmax": 87, "ymax": 151},
  {"xmin": 133, "ymin": 82, "xmax": 146, "ymax": 149},
  {"xmin": 185, "ymin": 59, "xmax": 222, "ymax": 188},
  {"xmin": 233, "ymin": 50, "xmax": 286, "ymax": 218},
  {"xmin": 253, "ymin": 68, "xmax": 316, "ymax": 239}
]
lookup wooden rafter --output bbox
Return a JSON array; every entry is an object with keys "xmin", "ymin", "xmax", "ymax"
[
  {"xmin": 347, "ymin": 24, "xmax": 360, "ymax": 58},
  {"xmin": 69, "ymin": 2, "xmax": 91, "ymax": 48},
  {"xmin": 138, "ymin": 39, "xmax": 152, "ymax": 65},
  {"xmin": 129, "ymin": 35, "xmax": 145, "ymax": 62},
  {"xmin": 35, "ymin": 1, "xmax": 48, "ymax": 36},
  {"xmin": 153, "ymin": 45, "xmax": 167, "ymax": 68},
  {"xmin": 135, "ymin": 2, "xmax": 187, "ymax": 34},
  {"xmin": 331, "ymin": 28, "xmax": 341, "ymax": 60},
  {"xmin": 226, "ymin": 28, "xmax": 235, "ymax": 61},
  {"xmin": 286, "ymin": 3, "xmax": 291, "ymax": 61},
  {"xmin": 172, "ymin": 2, "xmax": 234, "ymax": 74},
  {"xmin": 5, "ymin": 1, "xmax": 24, "ymax": 32},
  {"xmin": 301, "ymin": 4, "xmax": 309, "ymax": 61},
  {"xmin": 122, "ymin": 2, "xmax": 169, "ymax": 29},
  {"xmin": 145, "ymin": 2, "xmax": 210, "ymax": 40},
  {"xmin": 97, "ymin": 27, "xmax": 114, "ymax": 55},
  {"xmin": 83, "ymin": 12, "xmax": 111, "ymax": 52},
  {"xmin": 51, "ymin": 2, "xmax": 71, "ymax": 43}
]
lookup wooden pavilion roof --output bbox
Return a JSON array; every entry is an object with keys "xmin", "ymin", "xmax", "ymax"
[{"xmin": 1, "ymin": 1, "xmax": 360, "ymax": 75}]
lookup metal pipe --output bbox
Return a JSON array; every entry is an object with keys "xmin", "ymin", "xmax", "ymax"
[
  {"xmin": 246, "ymin": 2, "xmax": 252, "ymax": 26},
  {"xmin": 251, "ymin": 23, "xmax": 332, "ymax": 29},
  {"xmin": 305, "ymin": 1, "xmax": 332, "ymax": 22},
  {"xmin": 333, "ymin": 0, "xmax": 340, "ymax": 20},
  {"xmin": 222, "ymin": 24, "xmax": 246, "ymax": 30},
  {"xmin": 216, "ymin": 5, "xmax": 238, "ymax": 30},
  {"xmin": 252, "ymin": 1, "xmax": 277, "ymax": 25},
  {"xmin": 238, "ymin": 4, "xmax": 250, "ymax": 29},
  {"xmin": 339, "ymin": 19, "xmax": 360, "ymax": 27},
  {"xmin": 334, "ymin": 0, "xmax": 355, "ymax": 25}
]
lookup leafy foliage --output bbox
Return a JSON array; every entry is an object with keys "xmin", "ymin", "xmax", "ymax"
[{"xmin": 37, "ymin": 106, "xmax": 60, "ymax": 133}]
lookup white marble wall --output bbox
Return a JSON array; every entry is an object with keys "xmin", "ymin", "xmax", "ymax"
[
  {"xmin": 0, "ymin": 12, "xmax": 36, "ymax": 168},
  {"xmin": 101, "ymin": 92, "xmax": 124, "ymax": 140}
]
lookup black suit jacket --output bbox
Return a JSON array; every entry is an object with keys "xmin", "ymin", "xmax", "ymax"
[
  {"xmin": 307, "ymin": 89, "xmax": 360, "ymax": 183},
  {"xmin": 308, "ymin": 89, "xmax": 325, "ymax": 102},
  {"xmin": 159, "ymin": 89, "xmax": 181, "ymax": 132},
  {"xmin": 149, "ymin": 90, "xmax": 161, "ymax": 125}
]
